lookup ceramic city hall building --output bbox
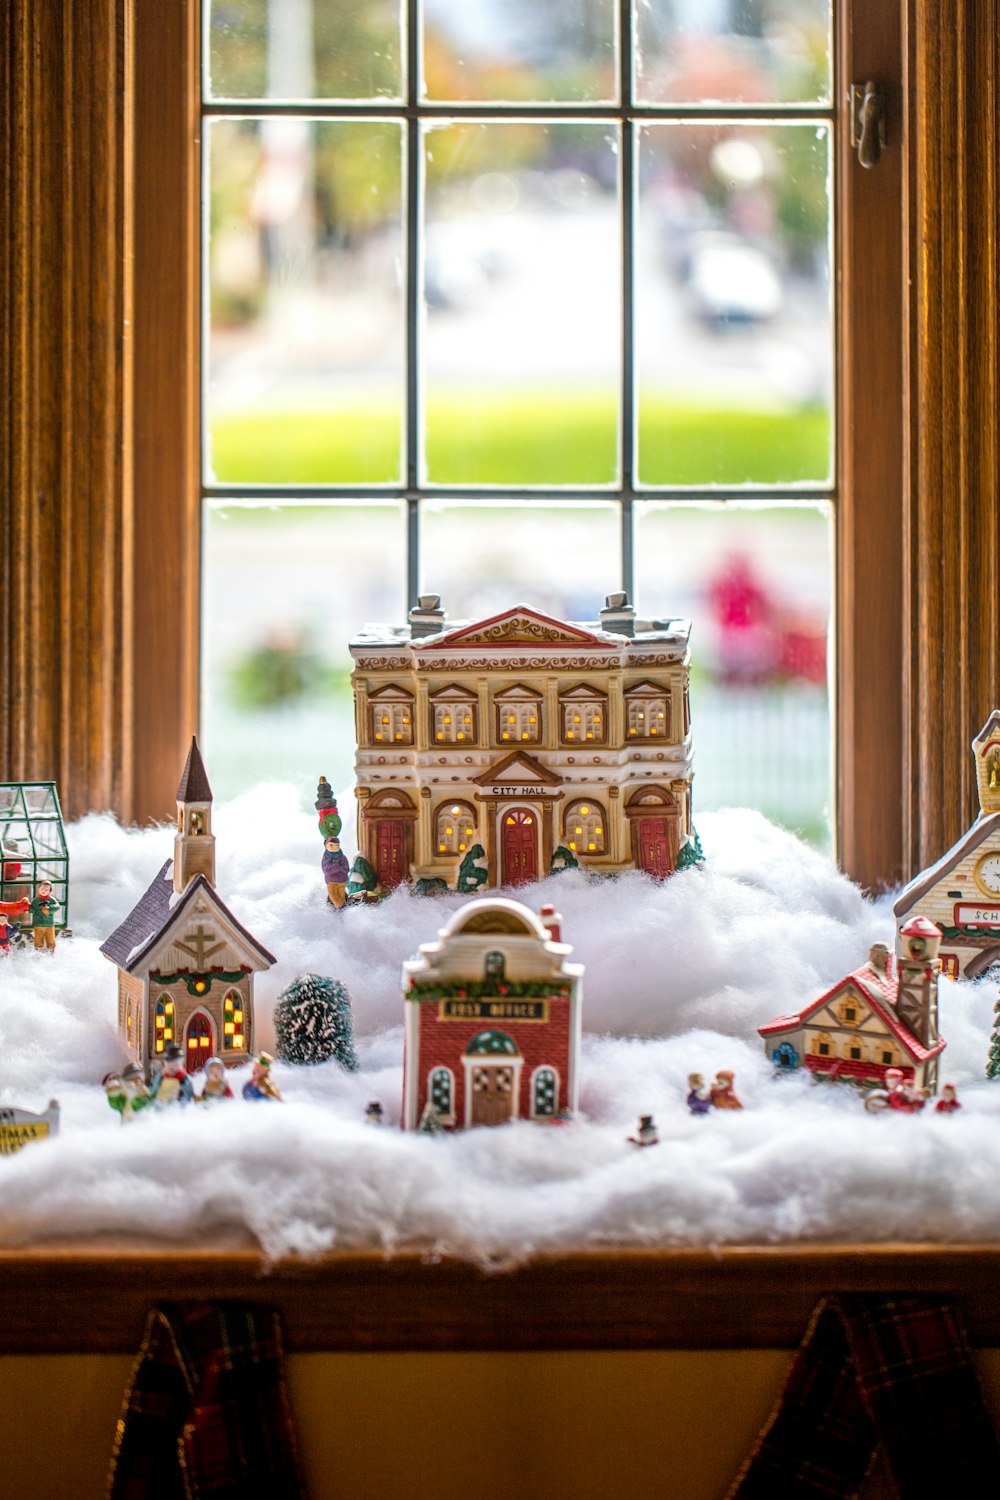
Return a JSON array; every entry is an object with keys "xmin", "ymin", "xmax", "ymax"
[
  {"xmin": 402, "ymin": 897, "xmax": 583, "ymax": 1130},
  {"xmin": 101, "ymin": 740, "xmax": 275, "ymax": 1074},
  {"xmin": 349, "ymin": 594, "xmax": 695, "ymax": 892}
]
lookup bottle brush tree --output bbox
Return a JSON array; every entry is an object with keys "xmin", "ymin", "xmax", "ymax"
[
  {"xmin": 987, "ymin": 995, "xmax": 1000, "ymax": 1079},
  {"xmin": 274, "ymin": 974, "xmax": 359, "ymax": 1069}
]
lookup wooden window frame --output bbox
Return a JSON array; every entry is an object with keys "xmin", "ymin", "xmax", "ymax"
[{"xmin": 4, "ymin": 0, "xmax": 1000, "ymax": 1352}]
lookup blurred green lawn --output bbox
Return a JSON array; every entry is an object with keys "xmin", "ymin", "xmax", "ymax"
[{"xmin": 208, "ymin": 394, "xmax": 830, "ymax": 488}]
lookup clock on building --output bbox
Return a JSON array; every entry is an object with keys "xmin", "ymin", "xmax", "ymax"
[{"xmin": 974, "ymin": 851, "xmax": 1000, "ymax": 898}]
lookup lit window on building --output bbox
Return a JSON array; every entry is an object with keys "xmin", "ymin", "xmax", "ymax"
[
  {"xmin": 223, "ymin": 989, "xmax": 245, "ymax": 1050},
  {"xmin": 154, "ymin": 995, "xmax": 175, "ymax": 1055},
  {"xmin": 565, "ymin": 800, "xmax": 606, "ymax": 854}
]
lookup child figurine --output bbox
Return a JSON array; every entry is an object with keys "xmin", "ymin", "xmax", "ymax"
[
  {"xmin": 150, "ymin": 1045, "xmax": 195, "ymax": 1107},
  {"xmin": 628, "ymin": 1114, "xmax": 659, "ymax": 1147},
  {"xmin": 199, "ymin": 1056, "xmax": 234, "ymax": 1104},
  {"xmin": 883, "ymin": 1068, "xmax": 926, "ymax": 1113},
  {"xmin": 322, "ymin": 836, "xmax": 350, "ymax": 910},
  {"xmin": 710, "ymin": 1070, "xmax": 743, "ymax": 1110},
  {"xmin": 686, "ymin": 1073, "xmax": 712, "ymax": 1115},
  {"xmin": 29, "ymin": 880, "xmax": 60, "ymax": 953},
  {"xmin": 0, "ymin": 912, "xmax": 18, "ymax": 955},
  {"xmin": 935, "ymin": 1082, "xmax": 961, "ymax": 1114},
  {"xmin": 365, "ymin": 1100, "xmax": 384, "ymax": 1125},
  {"xmin": 242, "ymin": 1052, "xmax": 284, "ymax": 1101},
  {"xmin": 104, "ymin": 1063, "xmax": 151, "ymax": 1124}
]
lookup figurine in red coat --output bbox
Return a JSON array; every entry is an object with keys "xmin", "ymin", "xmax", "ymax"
[{"xmin": 934, "ymin": 1082, "xmax": 961, "ymax": 1114}]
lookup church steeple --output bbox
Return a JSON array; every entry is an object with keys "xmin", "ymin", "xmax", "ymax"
[{"xmin": 173, "ymin": 737, "xmax": 215, "ymax": 893}]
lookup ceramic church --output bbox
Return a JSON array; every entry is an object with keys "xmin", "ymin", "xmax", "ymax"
[
  {"xmin": 401, "ymin": 898, "xmax": 583, "ymax": 1130},
  {"xmin": 349, "ymin": 592, "xmax": 694, "ymax": 892},
  {"xmin": 893, "ymin": 712, "xmax": 1000, "ymax": 978},
  {"xmin": 101, "ymin": 739, "xmax": 275, "ymax": 1074},
  {"xmin": 759, "ymin": 918, "xmax": 946, "ymax": 1094}
]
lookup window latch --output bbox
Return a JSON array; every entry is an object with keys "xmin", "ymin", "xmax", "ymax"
[{"xmin": 850, "ymin": 81, "xmax": 886, "ymax": 169}]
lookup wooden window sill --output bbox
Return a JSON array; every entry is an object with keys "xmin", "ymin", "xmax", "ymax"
[{"xmin": 2, "ymin": 1242, "xmax": 1000, "ymax": 1355}]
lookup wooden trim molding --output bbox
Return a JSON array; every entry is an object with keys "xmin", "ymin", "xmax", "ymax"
[
  {"xmin": 903, "ymin": 0, "xmax": 1000, "ymax": 874},
  {"xmin": 0, "ymin": 0, "xmax": 130, "ymax": 819},
  {"xmin": 0, "ymin": 0, "xmax": 200, "ymax": 824},
  {"xmin": 1, "ymin": 1244, "xmax": 1000, "ymax": 1356}
]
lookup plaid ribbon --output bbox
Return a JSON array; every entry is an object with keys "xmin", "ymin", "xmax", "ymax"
[
  {"xmin": 728, "ymin": 1294, "xmax": 1000, "ymax": 1499},
  {"xmin": 107, "ymin": 1303, "xmax": 305, "ymax": 1500}
]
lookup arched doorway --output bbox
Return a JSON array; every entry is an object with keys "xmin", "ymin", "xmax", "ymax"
[
  {"xmin": 361, "ymin": 790, "xmax": 417, "ymax": 890},
  {"xmin": 185, "ymin": 1011, "xmax": 214, "ymax": 1073},
  {"xmin": 464, "ymin": 1031, "xmax": 522, "ymax": 1126},
  {"xmin": 625, "ymin": 786, "xmax": 682, "ymax": 878},
  {"xmin": 501, "ymin": 807, "xmax": 537, "ymax": 885}
]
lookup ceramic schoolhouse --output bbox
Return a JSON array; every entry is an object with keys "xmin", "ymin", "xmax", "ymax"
[
  {"xmin": 758, "ymin": 918, "xmax": 946, "ymax": 1093},
  {"xmin": 893, "ymin": 712, "xmax": 1000, "ymax": 978},
  {"xmin": 401, "ymin": 898, "xmax": 583, "ymax": 1130},
  {"xmin": 349, "ymin": 592, "xmax": 694, "ymax": 892},
  {"xmin": 100, "ymin": 739, "xmax": 275, "ymax": 1074}
]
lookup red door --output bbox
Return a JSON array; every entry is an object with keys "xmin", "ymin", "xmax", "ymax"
[
  {"xmin": 375, "ymin": 819, "xmax": 406, "ymax": 888},
  {"xmin": 185, "ymin": 1013, "xmax": 213, "ymax": 1073},
  {"xmin": 637, "ymin": 818, "xmax": 671, "ymax": 879},
  {"xmin": 502, "ymin": 808, "xmax": 537, "ymax": 886}
]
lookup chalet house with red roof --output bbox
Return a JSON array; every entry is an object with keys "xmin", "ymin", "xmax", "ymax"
[
  {"xmin": 101, "ymin": 739, "xmax": 275, "ymax": 1075},
  {"xmin": 893, "ymin": 712, "xmax": 1000, "ymax": 978},
  {"xmin": 759, "ymin": 917, "xmax": 946, "ymax": 1093},
  {"xmin": 402, "ymin": 897, "xmax": 583, "ymax": 1130},
  {"xmin": 349, "ymin": 592, "xmax": 694, "ymax": 892}
]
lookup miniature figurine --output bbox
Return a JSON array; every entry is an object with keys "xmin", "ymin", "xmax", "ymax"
[
  {"xmin": 0, "ymin": 1099, "xmax": 60, "ymax": 1154},
  {"xmin": 242, "ymin": 1052, "xmax": 283, "ymax": 1102},
  {"xmin": 710, "ymin": 1070, "xmax": 743, "ymax": 1110},
  {"xmin": 865, "ymin": 1067, "xmax": 927, "ymax": 1113},
  {"xmin": 365, "ymin": 1100, "xmax": 384, "ymax": 1125},
  {"xmin": 686, "ymin": 1072, "xmax": 712, "ymax": 1114},
  {"xmin": 29, "ymin": 879, "xmax": 60, "ymax": 952},
  {"xmin": 322, "ymin": 836, "xmax": 350, "ymax": 910},
  {"xmin": 402, "ymin": 897, "xmax": 583, "ymax": 1131},
  {"xmin": 101, "ymin": 739, "xmax": 275, "ymax": 1076},
  {"xmin": 104, "ymin": 1064, "xmax": 151, "ymax": 1124},
  {"xmin": 761, "ymin": 929, "xmax": 946, "ymax": 1097},
  {"xmin": 628, "ymin": 1114, "xmax": 659, "ymax": 1147},
  {"xmin": 894, "ymin": 713, "xmax": 1000, "ymax": 980},
  {"xmin": 198, "ymin": 1056, "xmax": 234, "ymax": 1103},
  {"xmin": 417, "ymin": 1101, "xmax": 444, "ymax": 1133},
  {"xmin": 935, "ymin": 1081, "xmax": 961, "ymax": 1113},
  {"xmin": 0, "ymin": 911, "xmax": 21, "ymax": 954},
  {"xmin": 350, "ymin": 594, "xmax": 694, "ymax": 893},
  {"xmin": 150, "ymin": 1045, "xmax": 194, "ymax": 1107}
]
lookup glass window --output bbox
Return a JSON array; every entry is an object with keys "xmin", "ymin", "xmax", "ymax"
[
  {"xmin": 429, "ymin": 1066, "xmax": 454, "ymax": 1116},
  {"xmin": 435, "ymin": 802, "xmax": 478, "ymax": 856},
  {"xmin": 369, "ymin": 692, "xmax": 414, "ymax": 745},
  {"xmin": 431, "ymin": 688, "xmax": 477, "ymax": 744},
  {"xmin": 532, "ymin": 1066, "xmax": 558, "ymax": 1118},
  {"xmin": 564, "ymin": 800, "xmax": 606, "ymax": 855},
  {"xmin": 495, "ymin": 689, "xmax": 542, "ymax": 745},
  {"xmin": 625, "ymin": 685, "xmax": 671, "ymax": 740},
  {"xmin": 223, "ymin": 989, "xmax": 246, "ymax": 1050},
  {"xmin": 200, "ymin": 2, "xmax": 836, "ymax": 848},
  {"xmin": 560, "ymin": 689, "xmax": 607, "ymax": 744},
  {"xmin": 154, "ymin": 995, "xmax": 175, "ymax": 1055}
]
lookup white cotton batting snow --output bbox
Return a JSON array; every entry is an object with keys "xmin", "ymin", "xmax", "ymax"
[{"xmin": 2, "ymin": 783, "xmax": 1000, "ymax": 1264}]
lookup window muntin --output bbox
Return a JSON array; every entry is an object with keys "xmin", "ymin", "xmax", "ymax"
[
  {"xmin": 495, "ymin": 689, "xmax": 542, "ymax": 745},
  {"xmin": 223, "ymin": 989, "xmax": 245, "ymax": 1050},
  {"xmin": 369, "ymin": 690, "xmax": 414, "ymax": 744},
  {"xmin": 430, "ymin": 688, "xmax": 477, "ymax": 745},
  {"xmin": 625, "ymin": 685, "xmax": 671, "ymax": 740},
  {"xmin": 154, "ymin": 995, "xmax": 175, "ymax": 1055},
  {"xmin": 560, "ymin": 689, "xmax": 607, "ymax": 745}
]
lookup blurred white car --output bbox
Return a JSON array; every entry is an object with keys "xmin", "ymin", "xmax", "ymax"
[{"xmin": 688, "ymin": 235, "xmax": 783, "ymax": 325}]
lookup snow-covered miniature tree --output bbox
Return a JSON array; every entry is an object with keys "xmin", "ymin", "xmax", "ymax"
[
  {"xmin": 315, "ymin": 776, "xmax": 342, "ymax": 840},
  {"xmin": 457, "ymin": 844, "xmax": 488, "ymax": 893},
  {"xmin": 675, "ymin": 828, "xmax": 706, "ymax": 871},
  {"xmin": 347, "ymin": 854, "xmax": 377, "ymax": 898},
  {"xmin": 549, "ymin": 845, "xmax": 579, "ymax": 875},
  {"xmin": 274, "ymin": 974, "xmax": 359, "ymax": 1069},
  {"xmin": 987, "ymin": 996, "xmax": 1000, "ymax": 1079}
]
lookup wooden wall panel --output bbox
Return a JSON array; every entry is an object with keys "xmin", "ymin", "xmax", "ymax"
[{"xmin": 904, "ymin": 1, "xmax": 1000, "ymax": 871}]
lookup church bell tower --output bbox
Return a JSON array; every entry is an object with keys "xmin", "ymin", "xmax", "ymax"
[{"xmin": 173, "ymin": 737, "xmax": 216, "ymax": 894}]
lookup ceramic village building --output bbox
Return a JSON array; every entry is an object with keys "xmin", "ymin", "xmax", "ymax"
[
  {"xmin": 893, "ymin": 712, "xmax": 1000, "ymax": 978},
  {"xmin": 349, "ymin": 593, "xmax": 694, "ymax": 891},
  {"xmin": 101, "ymin": 739, "xmax": 275, "ymax": 1074},
  {"xmin": 402, "ymin": 897, "xmax": 583, "ymax": 1130},
  {"xmin": 758, "ymin": 918, "xmax": 947, "ymax": 1093}
]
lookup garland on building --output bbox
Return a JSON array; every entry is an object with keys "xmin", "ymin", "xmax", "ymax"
[
  {"xmin": 406, "ymin": 978, "xmax": 571, "ymax": 1003},
  {"xmin": 151, "ymin": 969, "xmax": 249, "ymax": 996},
  {"xmin": 938, "ymin": 924, "xmax": 1000, "ymax": 942}
]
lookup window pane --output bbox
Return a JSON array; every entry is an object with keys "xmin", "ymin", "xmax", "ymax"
[
  {"xmin": 636, "ymin": 122, "xmax": 832, "ymax": 487},
  {"xmin": 422, "ymin": 0, "xmax": 617, "ymax": 104},
  {"xmin": 206, "ymin": 119, "xmax": 404, "ymax": 486},
  {"xmin": 634, "ymin": 502, "xmax": 832, "ymax": 847},
  {"xmin": 201, "ymin": 503, "xmax": 406, "ymax": 798},
  {"xmin": 419, "ymin": 503, "xmax": 621, "ymax": 619},
  {"xmin": 423, "ymin": 123, "xmax": 620, "ymax": 486},
  {"xmin": 635, "ymin": 0, "xmax": 831, "ymax": 106},
  {"xmin": 206, "ymin": 0, "xmax": 403, "ymax": 102}
]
